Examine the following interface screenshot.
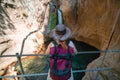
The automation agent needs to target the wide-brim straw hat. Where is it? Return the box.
[50,24,71,41]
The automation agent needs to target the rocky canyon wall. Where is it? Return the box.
[59,0,120,80]
[60,0,120,50]
[0,0,50,70]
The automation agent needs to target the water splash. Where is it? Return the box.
[57,9,63,24]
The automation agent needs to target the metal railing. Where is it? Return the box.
[0,50,120,80]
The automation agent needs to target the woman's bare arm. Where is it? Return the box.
[69,41,77,54]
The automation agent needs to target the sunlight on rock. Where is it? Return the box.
[0,0,50,70]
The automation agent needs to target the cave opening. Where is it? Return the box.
[71,39,100,80]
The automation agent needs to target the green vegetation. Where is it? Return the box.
[50,12,57,31]
[15,56,49,80]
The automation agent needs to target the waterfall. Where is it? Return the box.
[49,2,63,24]
[57,9,63,24]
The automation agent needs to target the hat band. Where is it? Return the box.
[56,29,66,35]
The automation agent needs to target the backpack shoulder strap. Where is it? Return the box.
[51,41,58,70]
[66,40,70,45]
[51,41,58,55]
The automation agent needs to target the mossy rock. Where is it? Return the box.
[50,12,57,31]
[15,56,49,80]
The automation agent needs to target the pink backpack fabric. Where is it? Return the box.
[49,42,74,80]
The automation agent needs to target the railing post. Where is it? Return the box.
[16,53,26,80]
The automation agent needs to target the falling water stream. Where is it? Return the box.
[57,9,63,24]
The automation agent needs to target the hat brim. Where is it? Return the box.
[51,27,71,41]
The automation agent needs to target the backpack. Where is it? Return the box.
[49,41,74,80]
